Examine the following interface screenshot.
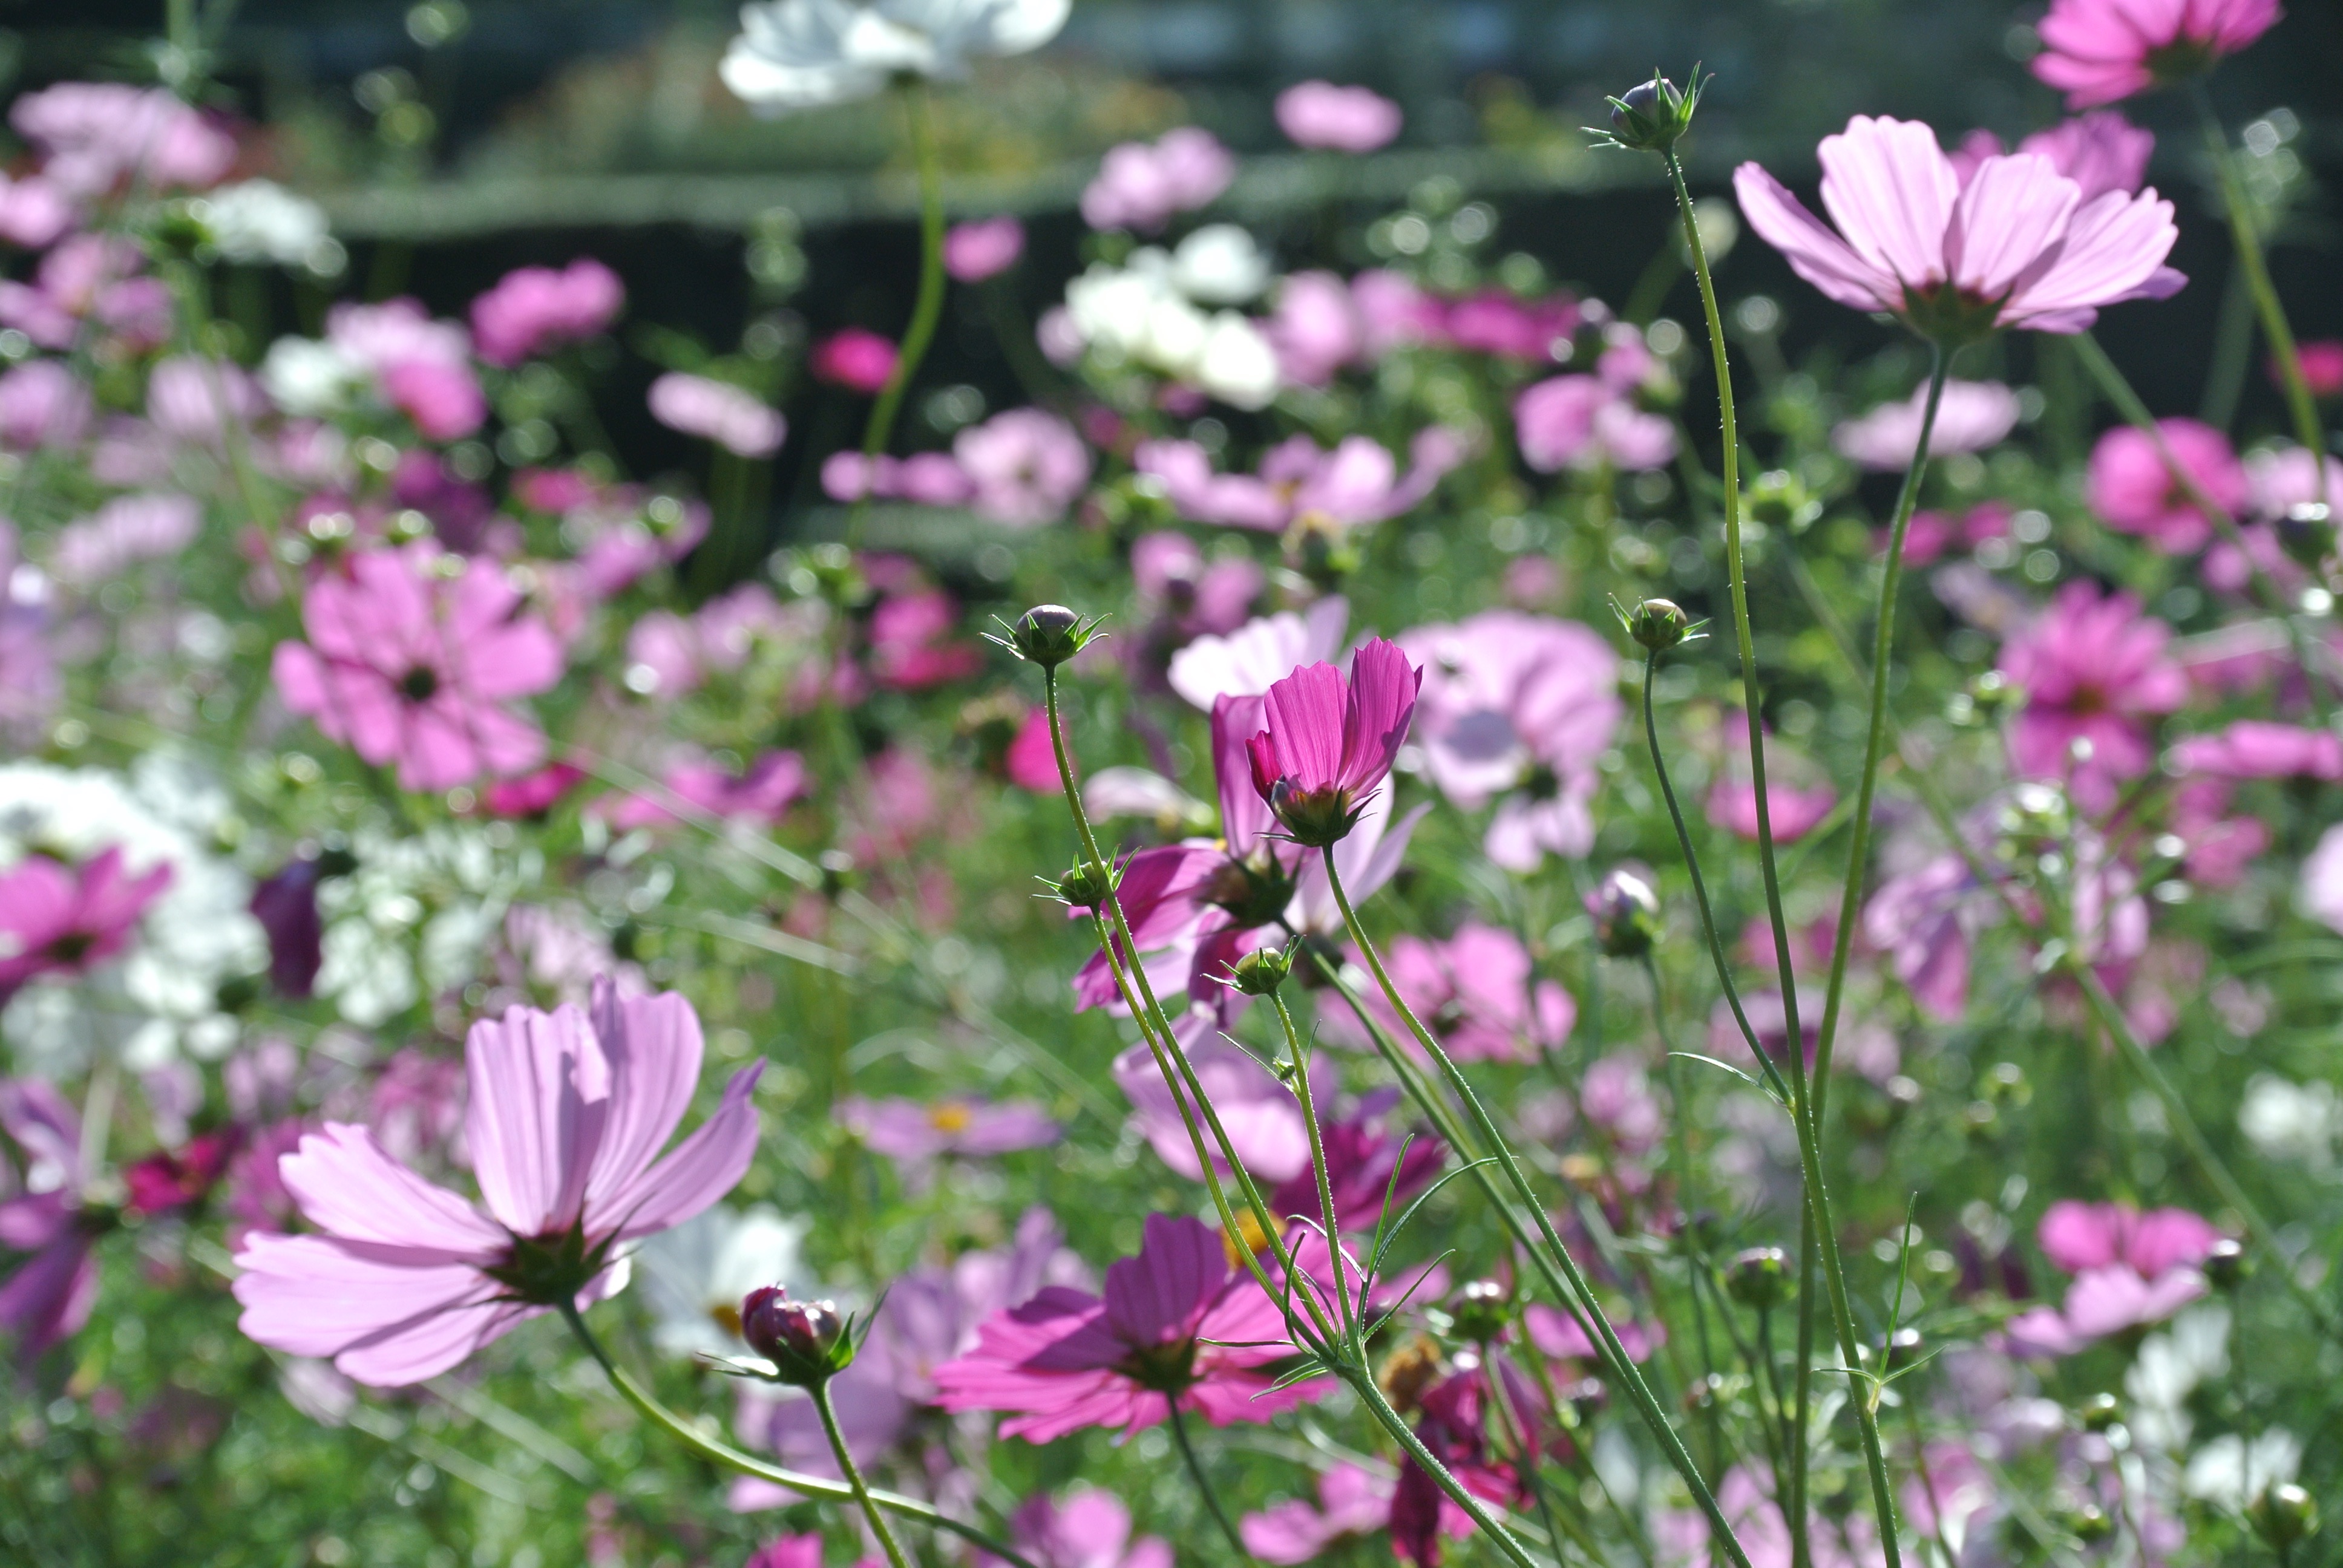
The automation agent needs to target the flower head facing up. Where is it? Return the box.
[1734,114,2183,344]
[0,845,172,1004]
[1245,638,1422,846]
[232,979,762,1386]
[2032,0,2282,109]
[934,1212,1324,1441]
[1998,581,2187,811]
[722,0,1071,114]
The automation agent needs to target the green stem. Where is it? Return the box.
[1646,951,1723,1485]
[813,1377,912,1568]
[554,1304,1040,1568]
[1272,989,1360,1343]
[1168,1401,1254,1564]
[845,81,948,549]
[2198,258,2256,430]
[2192,83,2331,512]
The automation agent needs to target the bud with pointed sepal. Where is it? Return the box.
[986,604,1106,668]
[739,1287,856,1388]
[1587,863,1663,958]
[1595,69,1706,154]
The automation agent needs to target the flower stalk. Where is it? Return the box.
[845,79,949,548]
[813,1374,913,1568]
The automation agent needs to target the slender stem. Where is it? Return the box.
[845,80,949,549]
[2192,82,2330,512]
[1646,951,1723,1485]
[2199,259,2256,430]
[1319,849,1757,1568]
[813,1377,912,1568]
[1168,1401,1253,1564]
[1272,990,1359,1342]
[554,1304,1041,1568]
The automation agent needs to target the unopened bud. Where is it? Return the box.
[2203,1236,2247,1291]
[1054,859,1115,910]
[1627,597,1691,653]
[1587,864,1662,958]
[1228,944,1292,996]
[997,604,1097,668]
[2066,1504,2114,1544]
[2250,1483,2318,1552]
[740,1287,853,1388]
[2075,1391,2120,1432]
[1725,1246,1789,1310]
[1603,72,1703,153]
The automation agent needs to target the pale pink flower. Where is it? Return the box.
[1705,780,1838,843]
[326,297,470,373]
[1948,111,2154,200]
[271,543,565,791]
[822,449,974,508]
[0,361,92,449]
[1265,271,1366,386]
[1325,922,1573,1064]
[2032,0,2282,108]
[1113,1030,1313,1183]
[1832,379,2022,470]
[234,981,762,1386]
[2301,823,2343,933]
[988,1488,1171,1568]
[1135,429,1466,532]
[146,354,264,443]
[943,217,1025,282]
[601,751,809,831]
[10,82,236,195]
[648,373,787,457]
[2086,417,2249,552]
[1998,581,2186,810]
[382,360,488,442]
[0,846,171,1004]
[953,408,1090,526]
[810,328,899,393]
[1274,82,1402,153]
[1080,128,1234,232]
[2244,443,2343,520]
[1515,374,1675,472]
[1242,1466,1395,1564]
[1167,597,1349,709]
[469,259,624,367]
[2037,1198,2223,1276]
[1734,114,2183,340]
[49,492,200,587]
[0,174,73,249]
[843,1096,1058,1165]
[2169,720,2343,779]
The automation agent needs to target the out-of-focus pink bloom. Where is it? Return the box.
[2033,0,2281,108]
[1115,1031,1312,1183]
[868,587,982,690]
[602,750,809,831]
[2004,1264,2210,1356]
[1398,611,1622,871]
[1129,531,1260,642]
[0,1078,98,1359]
[1351,270,1447,355]
[1515,374,1676,472]
[2170,720,2343,779]
[481,763,586,818]
[1897,500,2013,566]
[1274,82,1402,152]
[745,1536,823,1568]
[326,297,470,373]
[250,855,327,998]
[1266,271,1368,386]
[987,1487,1172,1568]
[0,361,93,449]
[1833,379,2022,470]
[844,1097,1060,1165]
[1246,638,1421,843]
[148,354,264,443]
[0,846,171,1004]
[10,82,237,195]
[1580,1054,1665,1155]
[50,492,201,587]
[1735,114,2183,339]
[2301,823,2343,932]
[1865,854,1982,1022]
[1443,289,1578,362]
[2295,340,2343,399]
[234,981,762,1386]
[1080,128,1234,232]
[470,259,624,367]
[2037,1199,2223,1276]
[1242,1466,1395,1564]
[1999,582,2186,811]
[0,235,171,350]
[271,543,565,791]
[1524,1302,1666,1364]
[1949,111,2155,201]
[1004,707,1064,792]
[1167,598,1348,709]
[1136,428,1466,532]
[382,359,488,442]
[1265,1094,1441,1234]
[1705,779,1838,843]
[1327,923,1572,1063]
[821,449,972,507]
[936,1212,1324,1440]
[123,1133,237,1217]
[943,217,1025,282]
[2086,417,2249,552]
[811,328,899,393]
[0,174,73,249]
[954,408,1090,526]
[223,1119,305,1252]
[2244,443,2343,521]
[1660,1466,1884,1568]
[646,372,787,459]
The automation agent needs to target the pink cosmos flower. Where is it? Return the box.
[1659,1466,1884,1568]
[234,981,762,1386]
[0,174,71,249]
[1247,638,1421,845]
[481,763,586,818]
[469,258,624,367]
[1167,598,1349,709]
[0,361,93,450]
[1130,531,1261,642]
[934,1212,1323,1441]
[1949,111,2155,201]
[1004,707,1064,792]
[2245,444,2343,521]
[1705,779,1838,844]
[1514,373,1676,472]
[1896,500,2013,566]
[2302,824,2343,933]
[1113,1030,1314,1184]
[382,359,489,442]
[821,449,973,508]
[1274,82,1403,153]
[954,408,1090,526]
[0,846,172,1004]
[1136,430,1467,533]
[2032,0,2282,109]
[2001,1202,2222,1357]
[811,328,899,393]
[148,354,264,445]
[842,1096,1060,1164]
[2296,340,2343,399]
[2085,417,2248,552]
[1832,379,2022,470]
[601,750,809,831]
[271,543,566,792]
[1998,581,2187,810]
[648,372,787,458]
[1863,855,1982,1022]
[1325,923,1573,1064]
[1242,1465,1395,1564]
[1734,114,2182,341]
[1441,289,1579,361]
[745,1536,823,1568]
[10,82,237,195]
[988,1487,1172,1568]
[2169,720,2343,779]
[50,492,202,587]
[1080,128,1235,232]
[867,586,981,690]
[1265,272,1368,386]
[943,217,1026,283]
[0,1077,99,1359]
[0,234,171,351]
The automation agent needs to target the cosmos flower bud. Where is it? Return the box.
[2250,1484,2318,1554]
[2075,1391,2120,1432]
[740,1287,853,1388]
[1603,73,1702,154]
[992,603,1102,668]
[1228,944,1292,996]
[1626,597,1691,653]
[1053,858,1115,911]
[2203,1236,2247,1291]
[1587,864,1663,958]
[1725,1245,1789,1309]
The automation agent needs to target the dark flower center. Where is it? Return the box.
[1115,1336,1201,1394]
[1519,761,1561,802]
[1899,281,2011,351]
[44,930,97,965]
[1203,850,1297,927]
[399,665,442,702]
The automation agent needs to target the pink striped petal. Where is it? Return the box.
[1732,164,1897,313]
[464,1003,611,1236]
[1817,116,1958,290]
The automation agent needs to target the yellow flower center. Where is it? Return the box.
[929,1102,975,1133]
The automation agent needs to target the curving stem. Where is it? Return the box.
[845,79,949,548]
[813,1373,913,1568]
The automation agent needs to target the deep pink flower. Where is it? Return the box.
[1242,1465,1395,1564]
[234,981,762,1386]
[1514,374,1676,472]
[123,1132,237,1217]
[0,1077,97,1359]
[1274,82,1403,153]
[1113,1031,1314,1183]
[470,258,624,367]
[2086,417,2248,552]
[2038,1199,2223,1276]
[481,763,586,818]
[382,359,488,442]
[811,328,899,393]
[2296,340,2343,399]
[1998,581,2186,810]
[1949,111,2155,200]
[1247,638,1421,844]
[745,1536,824,1568]
[1136,430,1466,533]
[1441,290,1578,361]
[867,587,982,690]
[1705,779,1838,844]
[1734,114,2182,341]
[2170,720,2343,779]
[10,82,236,195]
[943,217,1026,283]
[1895,500,2013,566]
[648,372,786,458]
[1080,128,1234,232]
[0,360,93,449]
[1005,707,1064,792]
[1832,379,2022,470]
[1326,923,1573,1065]
[0,846,171,1004]
[843,1096,1060,1163]
[954,408,1090,526]
[934,1212,1325,1442]
[1266,272,1366,385]
[989,1487,1172,1568]
[271,544,565,791]
[2033,0,2282,108]
[1265,1094,1441,1235]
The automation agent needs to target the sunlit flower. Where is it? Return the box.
[1949,111,2154,200]
[1832,379,2022,470]
[10,82,235,195]
[1113,1028,1314,1183]
[648,373,787,458]
[1167,598,1350,710]
[2031,0,2281,108]
[0,847,172,1005]
[722,0,1070,113]
[991,1487,1173,1568]
[1246,638,1421,846]
[844,1095,1059,1165]
[1275,82,1402,153]
[1515,373,1675,472]
[2086,417,2248,552]
[1997,581,2186,810]
[1136,430,1466,531]
[1080,128,1235,232]
[470,259,624,367]
[1325,923,1573,1064]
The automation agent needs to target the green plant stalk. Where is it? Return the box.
[845,80,949,548]
[1168,1402,1254,1563]
[555,1304,1041,1568]
[813,1376,913,1568]
[2192,83,2330,512]
[1645,950,1725,1484]
[1271,990,1360,1344]
[1319,849,1757,1568]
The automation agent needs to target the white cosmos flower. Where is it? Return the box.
[2184,1429,2301,1511]
[635,1203,813,1357]
[260,337,367,417]
[196,180,334,270]
[722,0,1070,114]
[1193,310,1279,409]
[1059,253,1279,410]
[1170,224,1270,305]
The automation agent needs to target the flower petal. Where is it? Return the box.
[1816,116,1958,291]
[1732,163,1898,313]
[464,1003,611,1236]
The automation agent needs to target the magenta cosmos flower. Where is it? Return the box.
[233,980,762,1385]
[470,259,624,368]
[1246,638,1421,846]
[272,544,565,792]
[0,846,171,1004]
[2170,720,2343,780]
[2085,417,2249,552]
[2032,0,2282,109]
[1734,114,2181,343]
[1998,581,2186,810]
[944,217,1025,283]
[934,1212,1323,1441]
[1274,82,1402,153]
[2001,1200,2223,1357]
[811,328,900,394]
[992,1486,1173,1568]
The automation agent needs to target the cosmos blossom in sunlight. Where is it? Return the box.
[2030,0,2282,108]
